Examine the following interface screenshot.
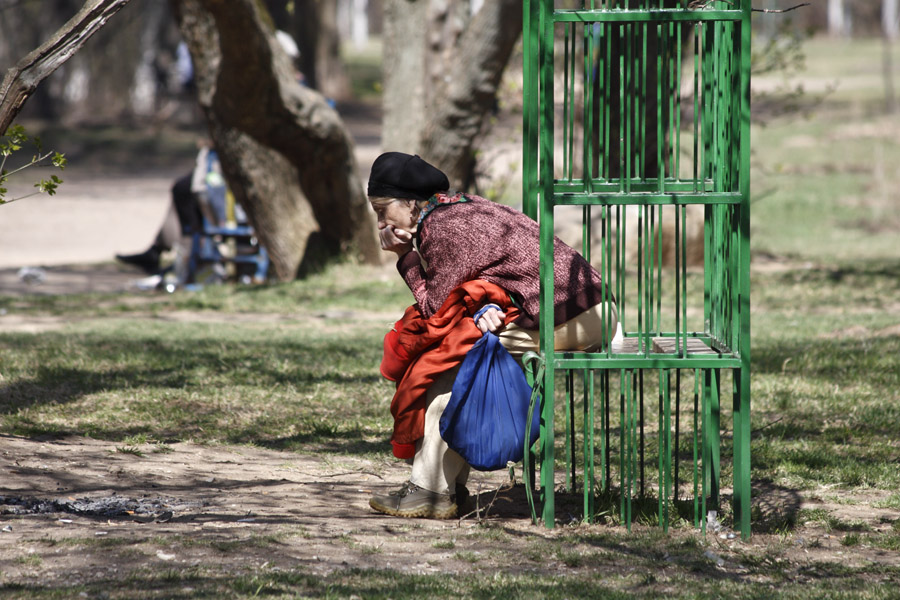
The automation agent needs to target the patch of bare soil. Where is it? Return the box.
[2,433,899,594]
[0,435,523,583]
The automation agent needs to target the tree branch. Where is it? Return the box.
[689,0,810,12]
[752,3,809,13]
[0,0,133,135]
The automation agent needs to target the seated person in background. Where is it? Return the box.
[116,143,224,275]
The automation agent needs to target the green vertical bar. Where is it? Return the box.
[604,24,612,181]
[657,370,665,526]
[523,356,542,524]
[601,206,610,358]
[584,21,594,193]
[604,370,611,491]
[704,23,715,193]
[523,0,539,219]
[637,205,644,353]
[619,369,627,524]
[674,24,682,182]
[644,203,651,353]
[565,371,575,493]
[705,368,721,510]
[623,24,631,192]
[697,368,704,530]
[704,202,712,341]
[692,23,700,193]
[584,370,595,521]
[658,23,665,194]
[656,206,663,334]
[639,370,645,497]
[711,22,722,193]
[650,206,656,340]
[690,370,699,526]
[583,21,594,260]
[599,370,607,493]
[618,205,626,335]
[538,0,556,529]
[563,24,571,182]
[736,0,753,539]
[675,369,681,501]
[734,368,750,537]
[639,23,647,182]
[522,0,539,524]
[628,370,636,531]
[568,24,577,181]
[675,203,682,354]
[662,369,671,531]
[682,204,687,353]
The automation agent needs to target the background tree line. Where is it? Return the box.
[2,1,895,128]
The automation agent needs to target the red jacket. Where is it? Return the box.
[381,280,519,459]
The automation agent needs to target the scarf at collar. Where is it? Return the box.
[416,192,471,228]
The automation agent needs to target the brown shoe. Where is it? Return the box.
[369,481,457,519]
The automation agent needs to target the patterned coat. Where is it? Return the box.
[396,193,608,330]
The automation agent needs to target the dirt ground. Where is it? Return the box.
[0,434,530,581]
[2,432,899,593]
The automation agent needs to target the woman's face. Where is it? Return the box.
[371,198,417,233]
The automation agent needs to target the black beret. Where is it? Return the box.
[367,152,449,201]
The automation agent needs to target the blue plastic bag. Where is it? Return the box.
[439,332,540,471]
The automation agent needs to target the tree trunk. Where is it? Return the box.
[130,0,169,117]
[886,0,900,39]
[316,1,353,100]
[828,0,848,37]
[382,0,522,190]
[381,0,429,153]
[885,0,899,113]
[170,0,380,280]
[293,0,321,92]
[418,0,522,189]
[0,0,133,135]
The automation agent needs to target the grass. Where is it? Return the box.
[2,35,900,599]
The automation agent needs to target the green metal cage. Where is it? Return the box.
[521,0,752,538]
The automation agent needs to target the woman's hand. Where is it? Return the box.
[379,225,413,256]
[476,306,506,334]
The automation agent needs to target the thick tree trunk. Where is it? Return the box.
[0,0,133,135]
[170,0,380,280]
[418,0,522,189]
[382,0,522,190]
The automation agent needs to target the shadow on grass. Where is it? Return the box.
[0,331,389,455]
[246,431,389,456]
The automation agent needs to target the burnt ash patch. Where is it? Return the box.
[0,494,207,521]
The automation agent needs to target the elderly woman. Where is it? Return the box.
[368,152,617,519]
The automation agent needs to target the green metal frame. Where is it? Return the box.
[522,0,751,539]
